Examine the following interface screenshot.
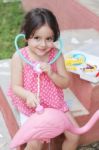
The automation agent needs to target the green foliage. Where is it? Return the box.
[0,1,24,59]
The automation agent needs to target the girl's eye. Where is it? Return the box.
[33,36,40,40]
[46,37,53,42]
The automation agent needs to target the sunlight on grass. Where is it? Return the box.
[0,1,24,59]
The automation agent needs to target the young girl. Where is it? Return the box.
[9,8,80,150]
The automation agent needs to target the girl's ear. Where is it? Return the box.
[23,38,28,42]
[24,39,28,46]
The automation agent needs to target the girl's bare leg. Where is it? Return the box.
[62,111,80,150]
[24,140,43,150]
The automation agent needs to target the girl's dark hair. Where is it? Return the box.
[21,8,60,42]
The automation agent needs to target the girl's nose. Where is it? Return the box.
[40,40,47,47]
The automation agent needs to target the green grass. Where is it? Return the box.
[0,1,24,59]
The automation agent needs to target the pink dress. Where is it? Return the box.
[8,47,69,116]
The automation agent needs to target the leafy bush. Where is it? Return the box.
[0,1,24,59]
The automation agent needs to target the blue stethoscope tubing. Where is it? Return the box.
[15,33,63,66]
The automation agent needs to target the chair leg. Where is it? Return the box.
[0,87,24,150]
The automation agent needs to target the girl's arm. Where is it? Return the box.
[40,54,70,89]
[11,53,26,99]
[11,53,38,107]
[50,54,70,88]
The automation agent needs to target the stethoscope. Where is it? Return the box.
[15,33,63,67]
[14,33,63,113]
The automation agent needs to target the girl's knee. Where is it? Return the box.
[25,140,43,150]
[64,131,80,144]
[73,134,80,144]
[67,134,80,144]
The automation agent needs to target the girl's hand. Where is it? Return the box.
[25,91,38,108]
[40,63,53,76]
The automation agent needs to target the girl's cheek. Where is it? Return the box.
[49,42,54,48]
[28,39,37,45]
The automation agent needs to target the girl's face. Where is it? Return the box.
[28,24,54,57]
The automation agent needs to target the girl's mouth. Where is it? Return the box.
[36,48,47,55]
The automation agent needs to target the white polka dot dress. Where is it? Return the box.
[8,47,69,116]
